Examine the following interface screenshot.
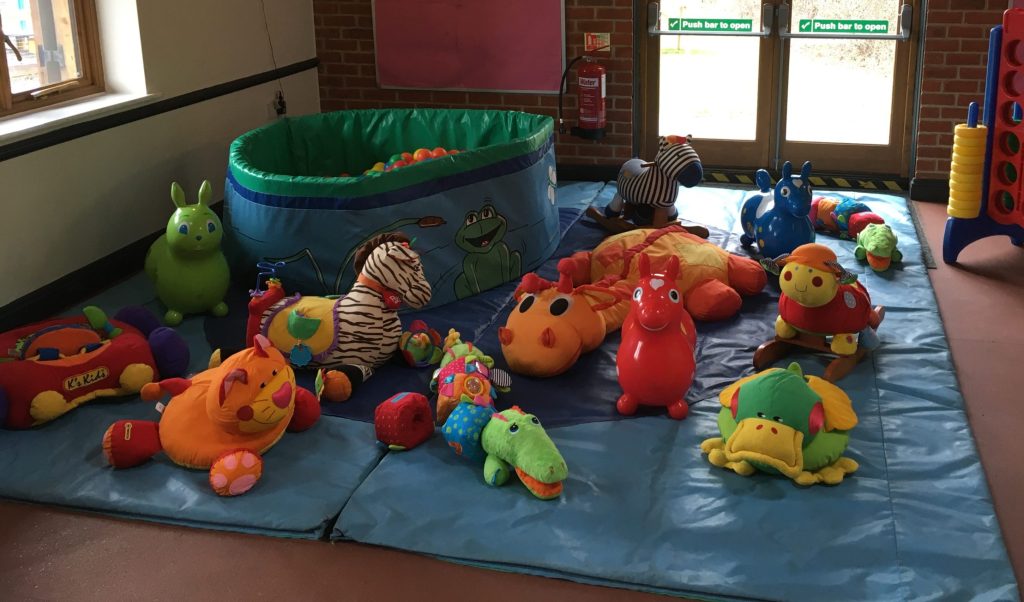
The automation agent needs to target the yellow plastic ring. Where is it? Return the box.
[948,188,982,201]
[954,124,987,137]
[947,207,980,218]
[949,171,983,184]
[948,182,982,196]
[951,152,985,166]
[952,133,987,148]
[950,143,983,157]
[947,199,981,212]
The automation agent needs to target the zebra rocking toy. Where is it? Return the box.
[588,135,705,235]
[245,232,432,402]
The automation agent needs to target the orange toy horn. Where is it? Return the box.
[557,271,573,294]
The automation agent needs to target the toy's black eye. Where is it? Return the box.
[531,416,540,425]
[780,186,791,197]
[207,220,217,233]
[465,212,478,225]
[549,296,570,316]
[509,424,519,433]
[756,412,765,418]
[519,294,535,313]
[259,383,266,389]
[272,370,278,376]
[668,290,680,303]
[773,416,784,423]
[633,287,642,301]
[481,206,495,219]
[178,224,189,235]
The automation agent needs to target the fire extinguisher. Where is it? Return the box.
[558,53,607,140]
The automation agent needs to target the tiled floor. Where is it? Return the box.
[0,200,1021,601]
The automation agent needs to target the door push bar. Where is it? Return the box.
[778,3,913,42]
[647,3,774,38]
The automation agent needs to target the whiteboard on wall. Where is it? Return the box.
[372,0,565,94]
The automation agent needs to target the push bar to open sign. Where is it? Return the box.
[798,19,889,35]
[668,18,754,33]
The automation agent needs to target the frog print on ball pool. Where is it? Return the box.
[454,203,522,299]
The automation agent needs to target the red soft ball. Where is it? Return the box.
[401,152,414,163]
[431,147,447,158]
[413,148,432,161]
[391,160,408,169]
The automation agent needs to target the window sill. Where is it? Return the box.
[0,92,161,146]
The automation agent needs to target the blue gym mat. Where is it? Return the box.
[331,185,1019,601]
[0,181,1017,600]
[0,274,387,539]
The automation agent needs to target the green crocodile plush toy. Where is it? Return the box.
[442,396,567,500]
[854,223,902,272]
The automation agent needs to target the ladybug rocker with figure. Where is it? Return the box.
[754,243,885,382]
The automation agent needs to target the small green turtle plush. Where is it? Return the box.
[700,363,859,486]
[855,223,902,272]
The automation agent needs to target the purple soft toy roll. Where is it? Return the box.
[148,327,191,377]
[113,305,163,337]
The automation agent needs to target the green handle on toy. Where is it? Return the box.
[83,306,122,338]
[287,309,321,341]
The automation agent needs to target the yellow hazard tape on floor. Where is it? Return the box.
[702,172,907,192]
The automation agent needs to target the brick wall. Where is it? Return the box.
[314,1,1012,183]
[915,0,1007,180]
[314,0,635,168]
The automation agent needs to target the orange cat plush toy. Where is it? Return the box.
[102,335,320,496]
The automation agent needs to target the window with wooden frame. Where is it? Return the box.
[0,0,103,118]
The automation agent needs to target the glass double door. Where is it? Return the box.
[640,0,920,176]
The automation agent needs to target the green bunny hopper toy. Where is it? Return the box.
[145,180,230,325]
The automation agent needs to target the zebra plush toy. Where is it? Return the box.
[603,135,703,227]
[245,232,432,401]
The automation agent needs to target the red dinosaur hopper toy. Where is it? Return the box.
[615,254,697,420]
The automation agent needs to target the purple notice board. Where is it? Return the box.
[372,0,565,93]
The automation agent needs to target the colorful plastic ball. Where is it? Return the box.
[340,172,351,177]
[413,148,432,161]
[401,152,414,163]
[372,162,387,172]
[448,149,460,155]
[431,147,447,158]
[391,160,408,169]
[389,153,404,164]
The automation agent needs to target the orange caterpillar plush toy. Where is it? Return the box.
[101,335,320,496]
